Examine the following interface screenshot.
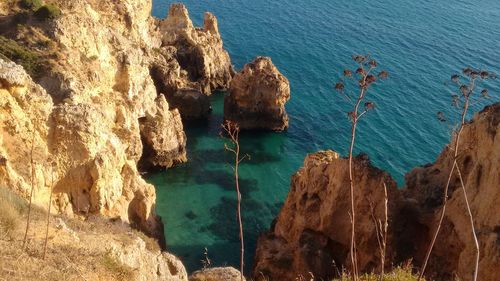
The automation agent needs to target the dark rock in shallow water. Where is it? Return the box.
[185,210,198,220]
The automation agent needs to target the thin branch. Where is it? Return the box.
[222,121,247,281]
[454,162,480,281]
[23,129,36,249]
[43,166,55,259]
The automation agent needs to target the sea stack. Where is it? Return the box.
[160,4,234,95]
[224,57,290,131]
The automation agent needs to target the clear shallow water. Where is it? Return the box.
[148,0,500,273]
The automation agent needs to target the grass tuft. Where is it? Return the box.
[333,265,422,281]
[0,35,41,77]
[102,250,136,280]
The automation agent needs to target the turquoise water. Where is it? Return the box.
[148,0,500,273]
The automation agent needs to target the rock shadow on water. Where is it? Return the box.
[203,196,280,242]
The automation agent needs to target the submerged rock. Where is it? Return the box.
[224,57,290,131]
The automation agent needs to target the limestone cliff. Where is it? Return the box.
[0,0,231,239]
[253,151,400,280]
[254,103,500,280]
[398,103,500,281]
[224,57,290,131]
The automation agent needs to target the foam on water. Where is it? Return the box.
[148,0,500,273]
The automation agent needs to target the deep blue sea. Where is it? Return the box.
[148,0,500,273]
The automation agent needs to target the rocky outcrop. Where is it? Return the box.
[189,267,246,281]
[0,0,192,238]
[0,58,164,237]
[253,151,399,280]
[149,47,211,120]
[398,103,500,281]
[0,186,188,280]
[254,103,500,281]
[224,57,290,131]
[160,4,234,95]
[139,95,187,169]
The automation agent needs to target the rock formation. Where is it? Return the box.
[398,103,500,281]
[253,151,399,280]
[0,0,225,238]
[159,4,234,96]
[139,95,187,169]
[189,267,246,281]
[224,57,290,131]
[253,103,500,280]
[149,47,211,120]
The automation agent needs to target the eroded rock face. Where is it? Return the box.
[0,0,191,238]
[139,95,187,169]
[253,151,399,280]
[224,57,290,131]
[149,48,211,121]
[254,103,500,281]
[399,103,500,281]
[190,267,246,281]
[160,4,234,95]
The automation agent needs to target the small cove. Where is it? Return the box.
[148,0,500,273]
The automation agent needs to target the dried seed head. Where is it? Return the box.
[369,60,377,67]
[335,82,345,91]
[364,101,375,111]
[366,75,377,84]
[460,85,468,95]
[437,111,446,122]
[480,71,489,79]
[343,69,353,77]
[378,71,389,79]
[481,89,489,98]
[451,74,460,82]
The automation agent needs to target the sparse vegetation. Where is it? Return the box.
[34,4,62,20]
[20,0,43,11]
[102,250,136,280]
[419,68,496,281]
[0,35,40,77]
[334,265,422,281]
[0,188,24,239]
[0,186,160,280]
[222,120,250,281]
[335,55,389,281]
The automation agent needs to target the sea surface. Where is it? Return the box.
[148,0,500,273]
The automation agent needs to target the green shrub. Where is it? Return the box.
[333,266,422,281]
[20,0,43,11]
[34,4,62,20]
[0,36,40,77]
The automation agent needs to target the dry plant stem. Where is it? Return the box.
[23,130,36,249]
[223,122,245,281]
[43,170,54,259]
[367,182,388,281]
[455,162,480,281]
[419,80,473,280]
[380,182,388,281]
[347,65,371,281]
